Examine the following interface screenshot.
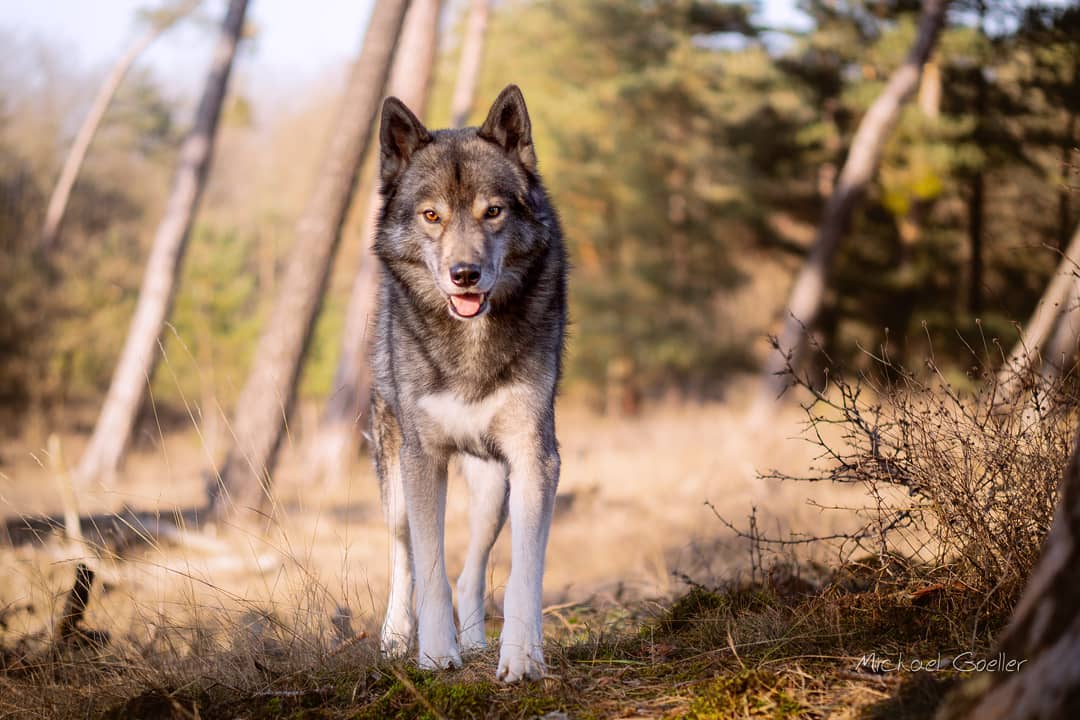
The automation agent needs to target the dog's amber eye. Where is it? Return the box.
[485,206,502,218]
[422,209,440,223]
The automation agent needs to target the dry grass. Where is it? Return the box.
[0,383,1045,718]
[0,393,863,628]
[0,559,992,719]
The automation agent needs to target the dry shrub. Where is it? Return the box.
[765,338,1078,611]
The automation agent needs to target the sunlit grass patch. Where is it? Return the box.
[0,557,1009,719]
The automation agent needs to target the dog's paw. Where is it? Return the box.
[417,643,463,670]
[380,631,410,658]
[496,637,545,682]
[379,618,412,657]
[417,619,463,670]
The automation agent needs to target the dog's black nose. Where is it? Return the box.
[450,263,482,287]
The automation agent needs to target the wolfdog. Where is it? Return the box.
[369,85,567,682]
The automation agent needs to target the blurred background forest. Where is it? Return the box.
[2,2,1080,715]
[0,0,1077,446]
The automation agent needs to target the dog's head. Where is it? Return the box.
[376,85,545,321]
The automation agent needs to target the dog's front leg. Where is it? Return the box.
[498,434,559,682]
[457,455,509,651]
[400,445,462,670]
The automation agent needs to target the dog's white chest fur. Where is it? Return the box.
[417,389,510,443]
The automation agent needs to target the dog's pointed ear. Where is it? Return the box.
[380,96,432,186]
[478,84,537,172]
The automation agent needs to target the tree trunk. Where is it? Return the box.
[73,0,248,487]
[41,31,160,253]
[968,169,985,314]
[449,0,491,129]
[996,223,1080,400]
[1036,275,1080,387]
[309,0,443,486]
[897,62,941,264]
[207,0,411,522]
[968,1,988,316]
[753,0,949,412]
[39,1,196,253]
[935,429,1080,720]
[1060,111,1076,252]
[917,59,941,119]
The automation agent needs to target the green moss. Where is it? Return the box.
[423,678,497,718]
[512,686,562,717]
[351,670,497,720]
[686,670,804,719]
[245,690,337,719]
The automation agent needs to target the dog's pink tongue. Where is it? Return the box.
[450,293,484,317]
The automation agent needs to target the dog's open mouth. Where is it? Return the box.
[448,292,488,319]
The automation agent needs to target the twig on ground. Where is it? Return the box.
[54,562,108,648]
[389,665,447,720]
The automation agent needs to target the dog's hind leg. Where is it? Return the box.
[373,395,414,656]
[456,454,509,651]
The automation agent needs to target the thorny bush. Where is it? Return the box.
[762,335,1078,612]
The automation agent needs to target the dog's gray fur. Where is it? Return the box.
[369,85,567,682]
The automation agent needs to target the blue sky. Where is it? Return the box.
[1,0,812,102]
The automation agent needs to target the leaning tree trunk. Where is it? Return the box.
[936,429,1080,720]
[1016,272,1080,426]
[753,0,949,414]
[1031,275,1080,407]
[207,0,410,522]
[309,0,443,486]
[39,1,196,253]
[73,0,248,487]
[314,0,490,478]
[995,222,1080,401]
[449,0,491,129]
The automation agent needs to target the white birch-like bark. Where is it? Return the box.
[74,0,249,487]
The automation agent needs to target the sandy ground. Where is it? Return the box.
[0,389,864,650]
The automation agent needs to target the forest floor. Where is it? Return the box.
[0,394,1000,718]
